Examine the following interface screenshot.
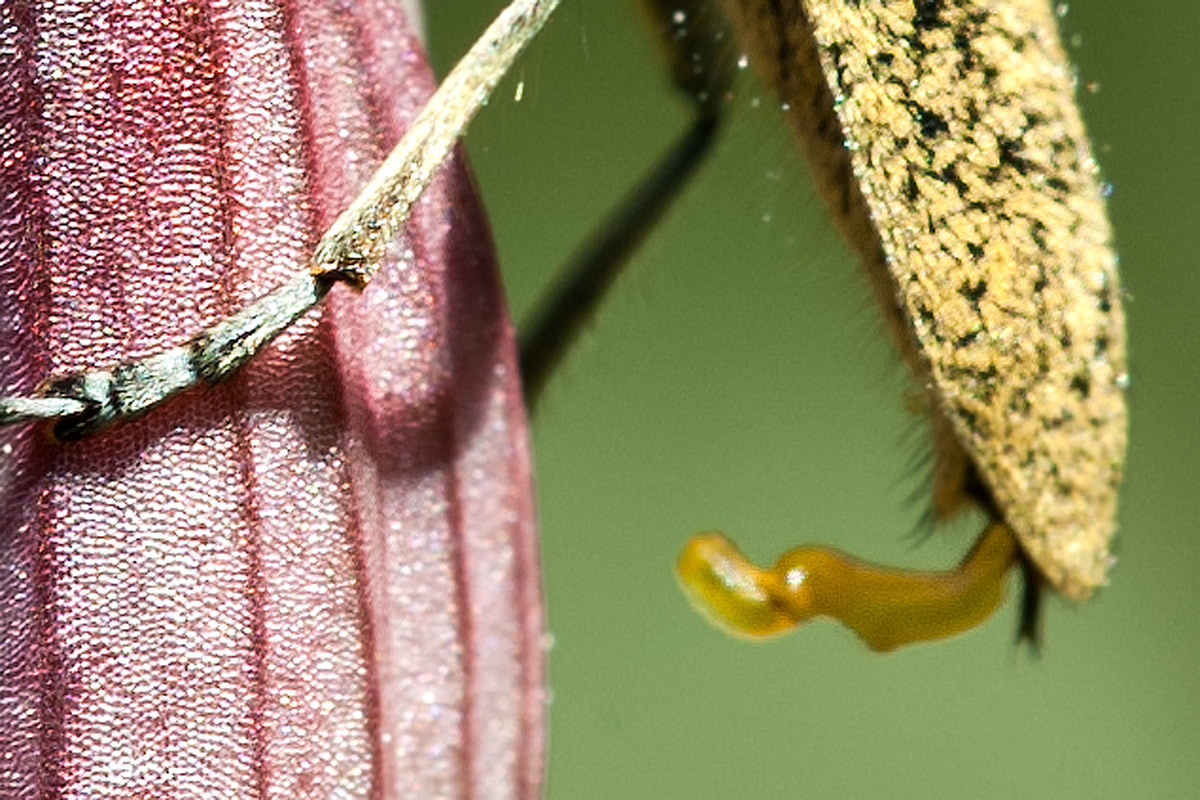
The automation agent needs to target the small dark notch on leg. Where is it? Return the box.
[1016,552,1046,653]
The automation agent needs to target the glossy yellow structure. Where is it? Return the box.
[652,0,1126,650]
[677,523,1018,651]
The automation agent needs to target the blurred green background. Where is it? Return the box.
[425,2,1200,798]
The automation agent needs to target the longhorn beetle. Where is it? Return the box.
[655,0,1127,649]
[0,0,1126,793]
[486,0,1125,651]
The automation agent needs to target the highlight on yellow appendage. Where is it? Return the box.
[676,522,1019,651]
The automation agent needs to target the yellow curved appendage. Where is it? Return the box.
[676,522,1018,651]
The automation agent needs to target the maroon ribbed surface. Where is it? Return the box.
[0,2,545,797]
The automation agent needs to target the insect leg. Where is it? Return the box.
[518,0,733,410]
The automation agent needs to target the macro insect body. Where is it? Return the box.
[0,0,1124,792]
[654,0,1128,650]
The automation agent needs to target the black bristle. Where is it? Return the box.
[1015,553,1045,653]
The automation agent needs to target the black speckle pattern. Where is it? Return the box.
[718,0,1127,599]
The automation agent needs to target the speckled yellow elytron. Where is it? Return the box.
[0,0,1125,651]
[674,0,1127,649]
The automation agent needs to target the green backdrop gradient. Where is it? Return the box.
[427,2,1200,798]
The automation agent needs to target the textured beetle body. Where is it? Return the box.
[720,0,1126,599]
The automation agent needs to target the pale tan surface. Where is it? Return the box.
[721,0,1127,599]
